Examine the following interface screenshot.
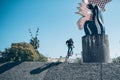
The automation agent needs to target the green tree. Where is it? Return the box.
[29,28,40,49]
[0,42,47,63]
[30,37,39,49]
[112,56,120,63]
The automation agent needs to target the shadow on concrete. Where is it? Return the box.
[30,62,61,74]
[0,62,22,74]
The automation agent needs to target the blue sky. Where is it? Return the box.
[0,0,120,59]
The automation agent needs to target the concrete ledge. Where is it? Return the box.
[0,62,120,80]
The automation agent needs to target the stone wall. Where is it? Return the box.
[0,62,120,80]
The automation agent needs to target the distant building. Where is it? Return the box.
[47,57,81,63]
[47,57,65,62]
[47,57,59,62]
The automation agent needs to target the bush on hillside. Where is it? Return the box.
[0,42,47,63]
